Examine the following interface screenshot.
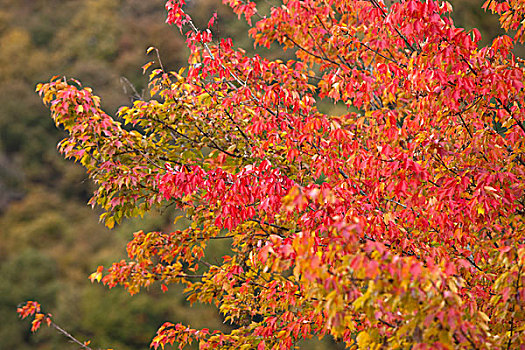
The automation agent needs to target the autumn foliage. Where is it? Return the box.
[19,0,525,348]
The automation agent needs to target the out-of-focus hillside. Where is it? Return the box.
[0,0,511,349]
[0,1,224,349]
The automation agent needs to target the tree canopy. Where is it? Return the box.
[20,0,525,348]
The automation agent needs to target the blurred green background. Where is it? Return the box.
[0,0,510,348]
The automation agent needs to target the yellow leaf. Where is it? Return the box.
[105,216,115,229]
[477,205,485,215]
[277,330,287,338]
[356,331,371,348]
[447,279,458,294]
[478,311,490,323]
[197,92,212,105]
[142,61,154,74]
[173,215,184,226]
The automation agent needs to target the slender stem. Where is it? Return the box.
[47,317,94,350]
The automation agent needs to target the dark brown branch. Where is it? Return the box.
[359,41,406,68]
[498,98,525,135]
[248,219,289,237]
[283,34,339,66]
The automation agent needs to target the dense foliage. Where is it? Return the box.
[17,0,525,349]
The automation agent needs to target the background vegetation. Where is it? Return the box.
[0,0,513,348]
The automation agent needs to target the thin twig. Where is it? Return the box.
[47,317,94,350]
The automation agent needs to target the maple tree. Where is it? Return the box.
[18,0,525,348]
